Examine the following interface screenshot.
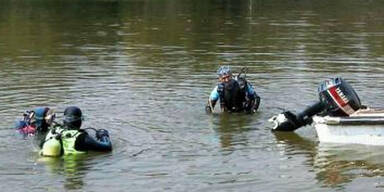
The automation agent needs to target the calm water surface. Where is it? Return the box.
[1,0,384,191]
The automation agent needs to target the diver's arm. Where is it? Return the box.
[246,83,261,112]
[75,131,112,152]
[206,86,219,113]
[206,99,217,113]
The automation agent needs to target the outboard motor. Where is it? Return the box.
[270,77,362,131]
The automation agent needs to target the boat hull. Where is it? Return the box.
[313,115,384,146]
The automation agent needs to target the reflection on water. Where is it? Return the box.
[315,143,384,189]
[1,0,384,191]
[274,132,384,189]
[211,113,255,149]
[38,153,113,191]
[39,156,87,190]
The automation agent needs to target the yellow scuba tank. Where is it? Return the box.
[40,129,62,157]
[41,138,61,157]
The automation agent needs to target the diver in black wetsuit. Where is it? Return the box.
[205,66,260,113]
[41,106,112,156]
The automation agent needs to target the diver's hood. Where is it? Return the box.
[63,106,82,129]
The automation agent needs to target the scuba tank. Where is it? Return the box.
[40,128,62,157]
[270,77,362,131]
[41,138,62,157]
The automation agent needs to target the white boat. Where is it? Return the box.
[270,77,384,146]
[312,108,384,146]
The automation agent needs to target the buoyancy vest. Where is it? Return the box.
[40,127,85,157]
[217,79,246,112]
[61,129,86,155]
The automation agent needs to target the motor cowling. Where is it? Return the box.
[318,77,361,116]
[270,77,362,132]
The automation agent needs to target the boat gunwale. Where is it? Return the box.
[313,115,384,125]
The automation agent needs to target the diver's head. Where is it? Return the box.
[63,106,82,129]
[33,107,55,131]
[217,66,232,83]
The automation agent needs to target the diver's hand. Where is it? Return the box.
[96,129,109,139]
[205,105,212,113]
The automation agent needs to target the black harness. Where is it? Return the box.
[217,79,247,112]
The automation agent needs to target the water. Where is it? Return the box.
[1,0,384,191]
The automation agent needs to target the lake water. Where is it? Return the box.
[1,0,384,191]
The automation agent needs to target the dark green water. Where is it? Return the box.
[2,0,384,191]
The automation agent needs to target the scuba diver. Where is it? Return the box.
[40,106,112,157]
[15,107,56,136]
[205,66,260,113]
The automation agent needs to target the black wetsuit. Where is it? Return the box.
[74,129,112,152]
[211,78,260,113]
